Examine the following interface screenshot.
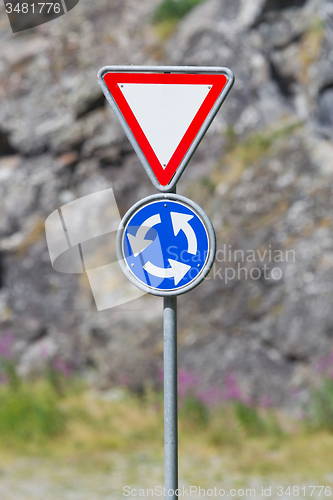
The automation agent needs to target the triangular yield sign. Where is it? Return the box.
[98,67,234,192]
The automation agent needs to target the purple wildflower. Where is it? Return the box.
[0,373,9,385]
[290,387,300,398]
[119,375,130,386]
[197,386,223,406]
[0,333,14,360]
[316,351,333,375]
[223,373,242,401]
[157,369,164,383]
[178,370,199,398]
[40,344,50,360]
[260,395,272,408]
[52,357,72,378]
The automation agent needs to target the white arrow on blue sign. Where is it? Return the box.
[116,194,216,296]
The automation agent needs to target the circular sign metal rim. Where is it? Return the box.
[116,193,216,297]
[123,198,210,292]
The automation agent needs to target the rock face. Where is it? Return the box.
[0,0,333,407]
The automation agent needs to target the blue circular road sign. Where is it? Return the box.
[116,194,216,296]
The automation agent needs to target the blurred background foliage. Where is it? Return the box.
[152,0,207,23]
[1,339,333,473]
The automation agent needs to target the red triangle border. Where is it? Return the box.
[103,72,228,187]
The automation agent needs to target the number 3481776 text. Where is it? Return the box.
[5,3,62,14]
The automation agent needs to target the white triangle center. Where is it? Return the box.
[118,83,211,168]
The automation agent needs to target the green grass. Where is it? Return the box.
[179,393,210,428]
[0,382,66,447]
[152,0,207,24]
[307,378,333,431]
[1,373,333,482]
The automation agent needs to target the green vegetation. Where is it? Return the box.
[0,382,66,446]
[0,356,72,448]
[308,378,333,431]
[234,401,268,436]
[0,338,72,450]
[179,393,210,428]
[152,0,207,24]
[221,121,304,181]
[199,175,216,194]
[186,120,304,202]
[1,340,333,481]
[0,379,333,480]
[151,0,208,39]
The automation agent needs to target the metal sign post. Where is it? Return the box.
[164,184,178,500]
[98,65,234,499]
[164,294,178,499]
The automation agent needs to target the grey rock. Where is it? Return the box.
[0,0,333,407]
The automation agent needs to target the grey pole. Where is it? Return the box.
[164,294,178,499]
[163,183,178,500]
